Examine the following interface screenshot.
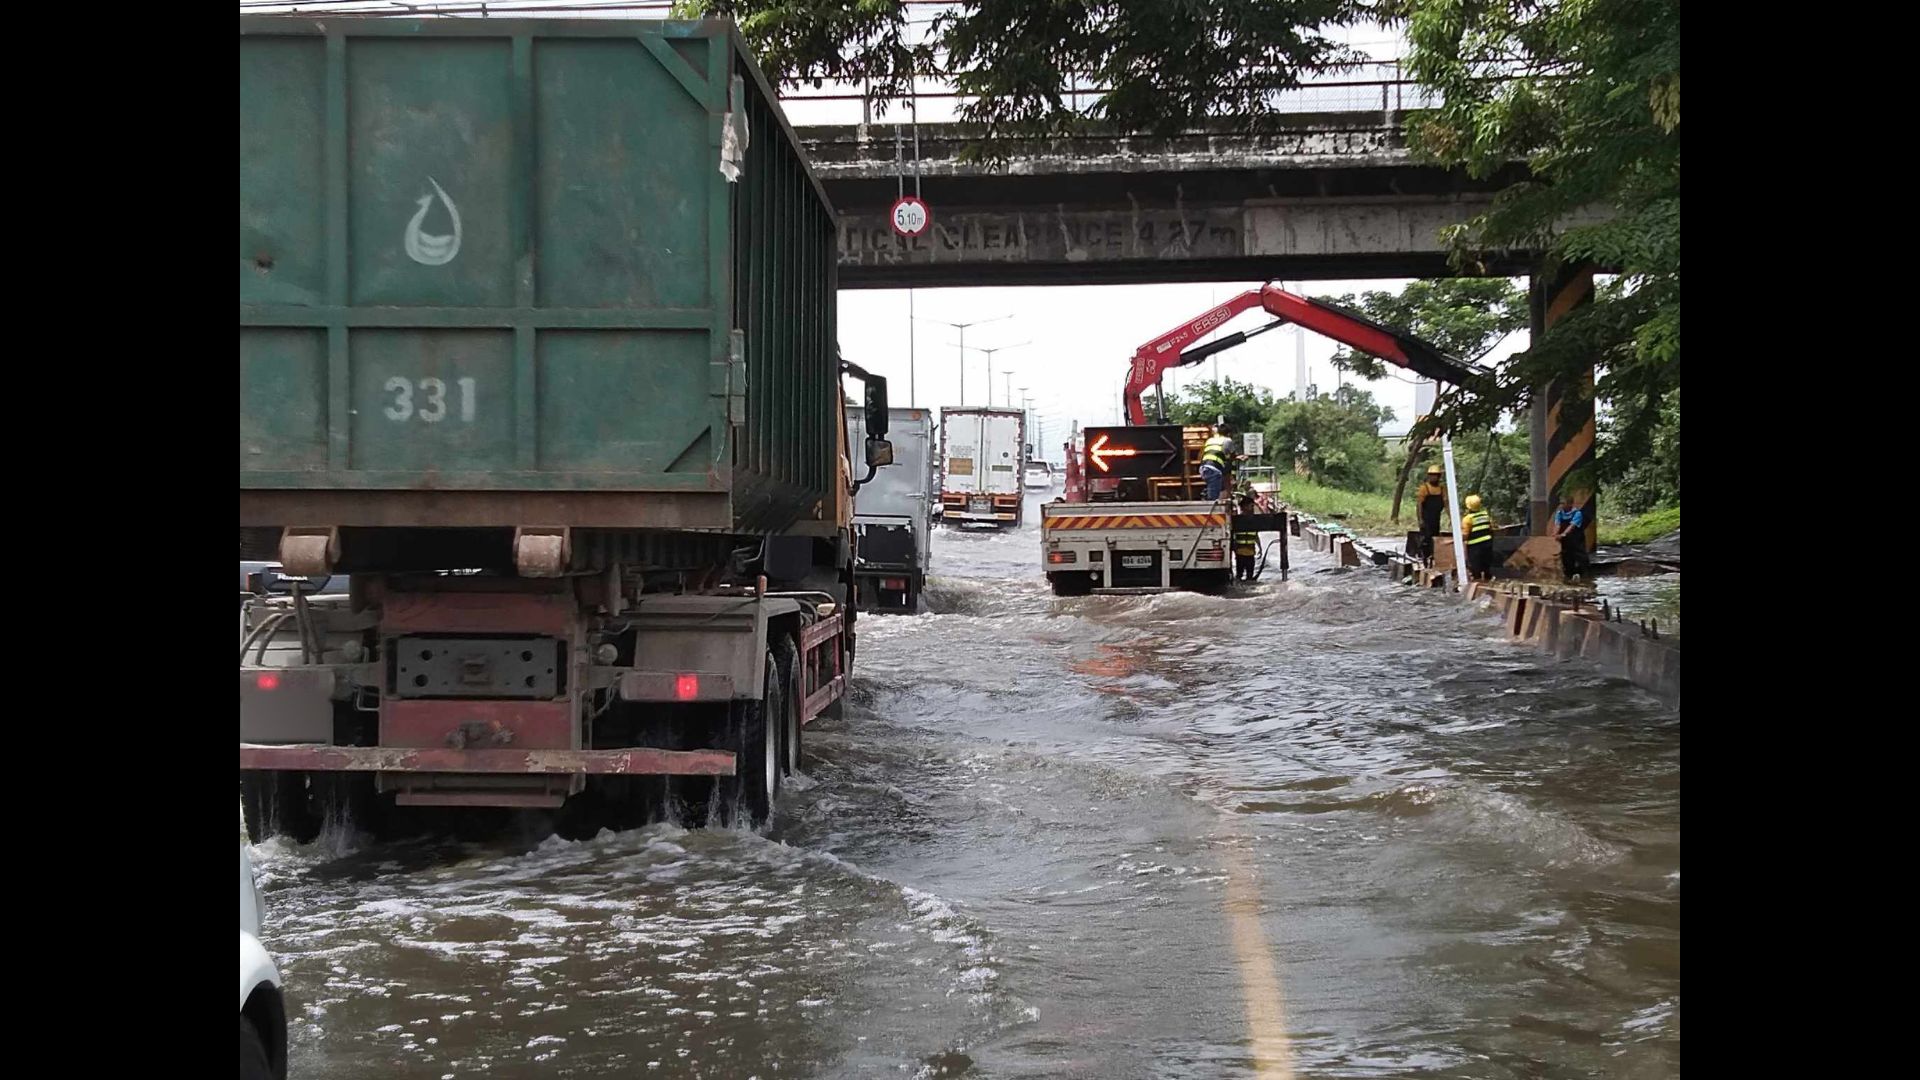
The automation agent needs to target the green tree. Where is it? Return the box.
[1603,387,1679,514]
[1446,426,1531,526]
[1383,0,1681,487]
[1160,377,1278,435]
[685,0,1371,137]
[1319,279,1528,520]
[1265,386,1395,492]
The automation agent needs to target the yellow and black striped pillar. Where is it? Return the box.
[1529,264,1598,551]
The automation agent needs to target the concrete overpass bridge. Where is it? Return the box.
[796,113,1537,289]
[792,102,1602,546]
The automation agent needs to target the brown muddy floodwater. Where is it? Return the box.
[250,492,1678,1079]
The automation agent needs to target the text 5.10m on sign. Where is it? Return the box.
[890,196,931,239]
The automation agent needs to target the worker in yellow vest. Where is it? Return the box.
[1463,494,1496,581]
[1232,494,1260,581]
[1414,464,1447,565]
[1200,424,1236,501]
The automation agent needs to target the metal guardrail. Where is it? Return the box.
[238,5,1510,126]
[783,60,1443,127]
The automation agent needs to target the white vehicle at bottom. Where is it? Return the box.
[1041,499,1234,595]
[241,842,288,1080]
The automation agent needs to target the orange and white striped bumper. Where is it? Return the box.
[1043,512,1228,531]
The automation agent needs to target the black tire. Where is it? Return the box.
[241,772,319,844]
[722,653,781,827]
[771,635,803,776]
[240,1015,279,1080]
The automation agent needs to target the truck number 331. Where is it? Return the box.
[383,376,477,423]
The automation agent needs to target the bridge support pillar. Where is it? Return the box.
[1527,263,1598,550]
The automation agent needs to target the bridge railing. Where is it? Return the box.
[779,60,1447,128]
[236,5,1472,128]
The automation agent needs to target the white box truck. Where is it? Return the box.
[939,407,1027,528]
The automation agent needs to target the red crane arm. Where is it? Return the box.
[1124,290,1269,425]
[1122,282,1478,425]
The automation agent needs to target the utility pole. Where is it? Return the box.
[907,290,916,407]
[917,314,1012,405]
[967,341,1029,405]
[1293,282,1307,401]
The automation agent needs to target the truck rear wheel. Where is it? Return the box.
[772,635,803,776]
[723,652,782,827]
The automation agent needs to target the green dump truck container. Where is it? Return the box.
[239,16,839,539]
[239,17,877,831]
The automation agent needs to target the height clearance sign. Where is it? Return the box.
[1082,426,1184,479]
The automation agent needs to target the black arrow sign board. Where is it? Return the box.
[1083,426,1185,479]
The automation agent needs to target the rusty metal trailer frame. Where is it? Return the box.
[798,612,845,723]
[238,602,847,784]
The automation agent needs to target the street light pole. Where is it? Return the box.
[916,314,1012,405]
[965,341,1030,405]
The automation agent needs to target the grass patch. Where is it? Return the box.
[1274,477,1400,535]
[1597,504,1679,545]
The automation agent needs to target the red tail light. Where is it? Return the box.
[675,673,700,701]
[255,672,280,691]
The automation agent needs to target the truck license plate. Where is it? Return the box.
[1121,554,1153,569]
[969,497,991,513]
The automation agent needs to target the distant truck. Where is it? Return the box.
[849,406,935,613]
[939,406,1026,528]
[239,17,892,835]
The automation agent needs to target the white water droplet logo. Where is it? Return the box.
[404,177,462,266]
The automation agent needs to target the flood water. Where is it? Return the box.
[249,490,1680,1079]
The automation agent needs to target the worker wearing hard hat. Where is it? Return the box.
[1463,494,1496,581]
[1414,464,1447,565]
[1232,494,1260,581]
[1200,424,1236,501]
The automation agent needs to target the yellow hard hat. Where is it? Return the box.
[1464,494,1483,511]
[1425,464,1442,474]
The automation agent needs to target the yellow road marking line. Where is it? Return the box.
[1222,839,1296,1079]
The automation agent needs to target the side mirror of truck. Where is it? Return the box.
[865,438,895,468]
[864,378,889,438]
